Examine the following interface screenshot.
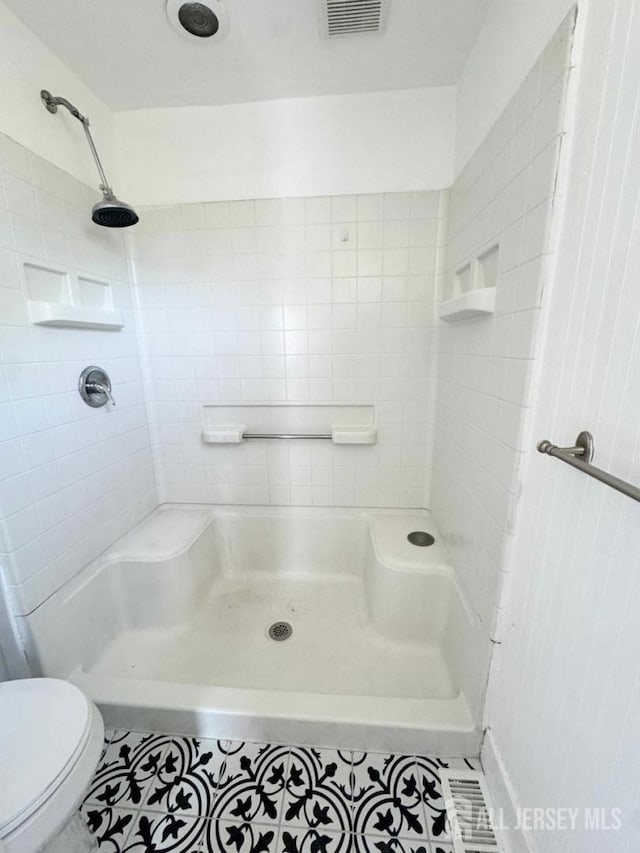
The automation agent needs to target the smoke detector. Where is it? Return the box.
[321,0,389,37]
[166,0,230,42]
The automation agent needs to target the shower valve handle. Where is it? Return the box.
[87,382,116,407]
[79,366,116,408]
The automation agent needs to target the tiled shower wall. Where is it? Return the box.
[0,133,157,619]
[130,192,444,507]
[486,3,640,849]
[431,17,574,637]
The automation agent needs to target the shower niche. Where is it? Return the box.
[439,243,499,323]
[24,261,124,330]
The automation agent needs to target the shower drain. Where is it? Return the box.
[268,621,293,641]
[407,530,435,547]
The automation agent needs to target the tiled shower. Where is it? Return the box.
[1,2,640,852]
[0,0,570,796]
[133,191,443,508]
[0,137,157,616]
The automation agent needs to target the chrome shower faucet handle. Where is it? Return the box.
[79,366,116,408]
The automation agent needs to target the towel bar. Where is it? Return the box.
[537,431,640,503]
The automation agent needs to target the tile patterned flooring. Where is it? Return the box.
[81,730,479,853]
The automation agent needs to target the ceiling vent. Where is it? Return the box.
[440,769,501,853]
[322,0,389,37]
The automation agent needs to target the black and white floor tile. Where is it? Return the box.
[202,819,278,853]
[283,748,354,832]
[144,737,228,817]
[280,826,351,853]
[417,757,479,843]
[211,741,290,824]
[85,731,175,810]
[80,730,478,853]
[122,811,206,853]
[81,805,137,853]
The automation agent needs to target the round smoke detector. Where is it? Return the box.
[166,0,230,42]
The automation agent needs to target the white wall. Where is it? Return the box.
[432,17,574,639]
[0,0,455,210]
[116,88,455,206]
[455,0,576,174]
[0,1,116,190]
[0,133,157,618]
[130,190,443,507]
[483,1,640,851]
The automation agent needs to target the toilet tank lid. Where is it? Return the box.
[0,678,93,836]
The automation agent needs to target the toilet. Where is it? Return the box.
[0,678,104,853]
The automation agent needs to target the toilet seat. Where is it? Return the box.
[0,678,104,853]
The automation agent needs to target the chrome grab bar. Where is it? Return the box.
[537,431,640,503]
[242,433,332,440]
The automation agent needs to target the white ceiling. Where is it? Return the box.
[4,0,490,111]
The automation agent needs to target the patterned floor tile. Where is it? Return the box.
[143,736,228,816]
[122,810,206,853]
[200,819,278,853]
[351,753,427,842]
[81,805,137,853]
[80,732,479,853]
[412,757,447,841]
[353,838,429,853]
[211,742,290,824]
[282,748,354,832]
[279,825,352,853]
[413,757,478,842]
[84,731,174,809]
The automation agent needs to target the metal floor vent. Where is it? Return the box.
[440,769,501,853]
[268,621,293,641]
[322,0,388,37]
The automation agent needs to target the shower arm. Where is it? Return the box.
[40,90,114,196]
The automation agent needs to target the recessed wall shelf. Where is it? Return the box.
[440,243,499,323]
[439,286,496,323]
[454,262,472,296]
[28,302,124,330]
[23,262,123,331]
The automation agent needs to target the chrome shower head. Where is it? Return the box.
[41,89,139,229]
[92,191,139,229]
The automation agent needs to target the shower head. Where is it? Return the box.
[40,89,139,229]
[92,191,139,228]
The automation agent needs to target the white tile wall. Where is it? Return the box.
[0,133,157,616]
[431,19,574,638]
[129,191,444,507]
[486,3,640,851]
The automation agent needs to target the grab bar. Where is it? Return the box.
[201,426,376,444]
[537,431,640,503]
[242,433,332,440]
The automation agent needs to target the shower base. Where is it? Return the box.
[88,574,454,697]
[20,505,488,755]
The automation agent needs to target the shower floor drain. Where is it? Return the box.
[268,621,293,641]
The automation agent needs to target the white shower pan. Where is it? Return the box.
[19,505,487,755]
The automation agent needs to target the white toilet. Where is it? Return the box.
[0,678,104,853]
